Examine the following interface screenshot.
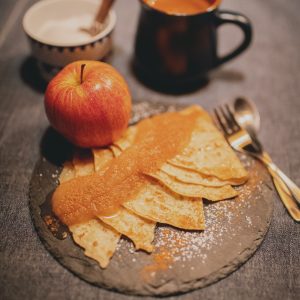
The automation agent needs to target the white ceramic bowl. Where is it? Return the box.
[23,0,116,80]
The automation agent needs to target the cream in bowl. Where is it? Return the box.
[23,0,116,80]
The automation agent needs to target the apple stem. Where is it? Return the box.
[80,64,86,84]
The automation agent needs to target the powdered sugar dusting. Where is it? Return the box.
[115,158,263,281]
[113,159,267,282]
[138,159,266,277]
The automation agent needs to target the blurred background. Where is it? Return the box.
[0,1,299,299]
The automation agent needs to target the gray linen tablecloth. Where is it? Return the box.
[0,0,299,299]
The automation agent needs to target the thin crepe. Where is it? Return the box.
[161,162,242,187]
[148,171,238,201]
[92,148,114,174]
[75,151,156,253]
[99,207,155,253]
[69,219,120,269]
[59,162,120,268]
[169,115,248,182]
[73,149,95,177]
[93,147,205,230]
[125,180,205,230]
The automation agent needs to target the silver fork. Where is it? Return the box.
[214,104,300,222]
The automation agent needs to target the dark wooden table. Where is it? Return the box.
[0,0,299,299]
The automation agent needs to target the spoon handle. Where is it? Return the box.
[257,152,300,222]
[95,0,115,24]
[260,152,300,206]
[272,175,300,222]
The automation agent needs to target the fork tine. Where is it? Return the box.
[213,107,230,136]
[211,109,221,130]
[219,105,237,134]
[224,104,241,130]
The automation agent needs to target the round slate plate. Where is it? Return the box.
[29,102,274,296]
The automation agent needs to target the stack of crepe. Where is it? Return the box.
[58,106,248,268]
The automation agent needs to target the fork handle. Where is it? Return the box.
[259,152,300,208]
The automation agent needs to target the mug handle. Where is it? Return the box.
[214,10,253,66]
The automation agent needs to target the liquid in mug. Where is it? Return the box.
[143,0,218,15]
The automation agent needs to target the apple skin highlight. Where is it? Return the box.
[44,60,132,148]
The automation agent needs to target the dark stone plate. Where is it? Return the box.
[29,102,274,296]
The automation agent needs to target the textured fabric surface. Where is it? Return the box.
[0,0,299,299]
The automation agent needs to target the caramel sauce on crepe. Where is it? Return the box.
[52,111,198,226]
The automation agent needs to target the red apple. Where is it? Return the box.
[44,60,132,148]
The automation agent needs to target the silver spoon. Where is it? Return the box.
[233,97,260,137]
[81,0,115,37]
[232,97,300,220]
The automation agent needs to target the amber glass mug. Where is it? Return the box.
[133,0,252,90]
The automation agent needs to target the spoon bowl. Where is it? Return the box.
[231,96,300,220]
[232,97,261,135]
